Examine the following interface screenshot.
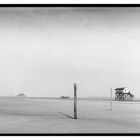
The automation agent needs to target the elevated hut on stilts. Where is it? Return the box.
[115,87,134,101]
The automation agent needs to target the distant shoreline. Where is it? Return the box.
[1,96,140,103]
[5,96,140,103]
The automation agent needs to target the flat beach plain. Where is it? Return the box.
[0,97,140,133]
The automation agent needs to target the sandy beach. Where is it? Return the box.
[0,97,139,133]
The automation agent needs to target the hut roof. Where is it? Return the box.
[115,87,126,90]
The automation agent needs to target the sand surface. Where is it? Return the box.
[0,97,139,133]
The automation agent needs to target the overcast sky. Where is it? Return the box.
[0,7,140,97]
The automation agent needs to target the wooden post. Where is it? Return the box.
[110,87,112,111]
[74,83,77,119]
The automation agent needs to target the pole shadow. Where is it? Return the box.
[59,112,74,119]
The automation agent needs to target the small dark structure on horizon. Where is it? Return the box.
[16,93,26,97]
[115,87,134,101]
[60,96,70,99]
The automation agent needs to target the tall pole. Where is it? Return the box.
[74,83,77,119]
[110,87,112,111]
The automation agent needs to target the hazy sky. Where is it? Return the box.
[0,7,140,97]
